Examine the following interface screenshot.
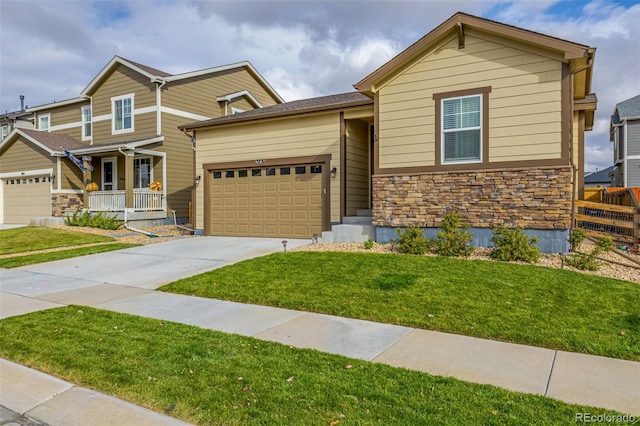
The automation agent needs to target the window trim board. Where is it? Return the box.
[434,86,491,166]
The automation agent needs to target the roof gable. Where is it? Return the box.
[81,56,170,97]
[354,12,593,95]
[0,128,86,155]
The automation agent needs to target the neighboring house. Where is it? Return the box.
[584,166,614,188]
[182,12,596,252]
[610,94,640,187]
[0,56,283,224]
[1,96,34,141]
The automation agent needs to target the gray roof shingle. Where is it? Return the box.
[180,92,373,130]
[615,94,640,119]
[19,129,87,152]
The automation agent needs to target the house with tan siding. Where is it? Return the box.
[183,12,596,252]
[0,56,283,224]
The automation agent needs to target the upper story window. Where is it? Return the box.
[38,113,50,132]
[1,124,8,140]
[441,95,481,164]
[112,94,134,134]
[82,106,92,140]
[616,127,625,162]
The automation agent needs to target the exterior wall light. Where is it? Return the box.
[330,167,337,178]
[194,175,201,185]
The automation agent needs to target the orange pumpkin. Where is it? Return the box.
[86,182,99,192]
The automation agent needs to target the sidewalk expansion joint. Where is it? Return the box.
[544,350,557,396]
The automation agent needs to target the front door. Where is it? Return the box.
[102,157,117,190]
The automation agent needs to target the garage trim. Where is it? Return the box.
[0,168,54,179]
[203,154,331,236]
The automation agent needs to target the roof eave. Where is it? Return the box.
[80,56,159,97]
[0,129,57,155]
[69,136,164,155]
[354,12,592,94]
[26,97,88,112]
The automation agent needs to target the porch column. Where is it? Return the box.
[82,156,92,208]
[124,149,134,216]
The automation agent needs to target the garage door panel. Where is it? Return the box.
[208,163,324,239]
[3,176,51,223]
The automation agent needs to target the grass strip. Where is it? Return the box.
[160,252,640,361]
[0,306,619,425]
[0,227,114,255]
[0,244,139,268]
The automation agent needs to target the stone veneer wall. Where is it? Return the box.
[52,192,84,217]
[372,166,573,230]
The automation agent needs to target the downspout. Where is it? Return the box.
[155,79,167,136]
[568,58,594,229]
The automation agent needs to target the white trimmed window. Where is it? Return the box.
[81,106,92,140]
[133,157,152,189]
[112,94,134,134]
[1,125,8,140]
[441,95,481,164]
[231,107,245,114]
[38,113,50,132]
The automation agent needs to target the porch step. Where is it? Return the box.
[342,216,373,225]
[328,223,376,243]
[357,209,372,217]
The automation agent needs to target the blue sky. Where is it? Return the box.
[1,0,639,172]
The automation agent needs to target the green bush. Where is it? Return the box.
[65,210,123,230]
[434,213,474,257]
[363,238,374,250]
[490,226,540,263]
[396,225,429,255]
[565,228,614,271]
[568,228,588,250]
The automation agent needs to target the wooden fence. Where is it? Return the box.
[575,200,639,244]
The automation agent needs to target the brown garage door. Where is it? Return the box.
[208,164,324,238]
[3,175,51,223]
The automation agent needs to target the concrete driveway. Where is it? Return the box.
[0,236,308,313]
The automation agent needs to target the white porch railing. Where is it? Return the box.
[89,190,165,212]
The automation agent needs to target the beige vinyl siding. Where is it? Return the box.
[0,138,54,172]
[163,68,280,120]
[161,113,196,218]
[91,64,157,144]
[60,158,83,190]
[378,30,563,169]
[45,101,89,141]
[195,113,341,228]
[228,98,254,114]
[346,120,370,215]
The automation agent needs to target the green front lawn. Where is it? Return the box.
[161,252,640,361]
[0,227,114,254]
[0,307,618,425]
[0,244,139,268]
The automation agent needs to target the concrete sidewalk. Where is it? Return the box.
[1,289,638,418]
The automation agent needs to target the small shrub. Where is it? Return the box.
[490,226,541,263]
[565,229,614,271]
[434,213,475,257]
[363,238,374,250]
[396,225,429,255]
[568,228,588,251]
[65,210,123,230]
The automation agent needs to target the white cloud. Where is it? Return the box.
[1,0,638,174]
